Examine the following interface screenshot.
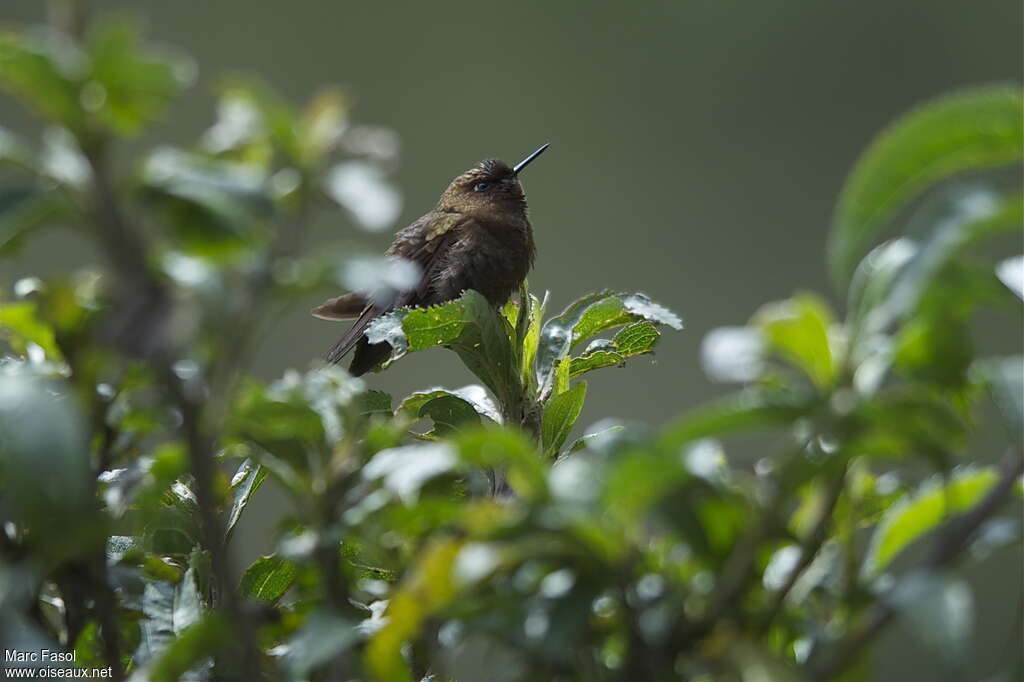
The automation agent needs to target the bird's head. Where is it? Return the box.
[437,143,548,221]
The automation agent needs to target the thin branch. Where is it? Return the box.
[806,448,1024,681]
[82,141,261,680]
[759,464,848,632]
[90,555,124,681]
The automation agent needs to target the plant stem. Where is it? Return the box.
[759,463,848,632]
[806,448,1024,680]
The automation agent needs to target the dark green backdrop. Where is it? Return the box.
[2,3,1021,679]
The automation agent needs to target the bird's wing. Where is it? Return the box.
[323,212,469,366]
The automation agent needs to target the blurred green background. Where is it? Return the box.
[1,3,1021,677]
[3,0,1020,428]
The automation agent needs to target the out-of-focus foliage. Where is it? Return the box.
[0,6,1020,682]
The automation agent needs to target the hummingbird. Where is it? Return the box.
[313,143,549,376]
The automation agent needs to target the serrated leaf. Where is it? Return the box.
[355,389,393,417]
[621,293,683,330]
[398,386,499,426]
[862,467,999,577]
[571,296,635,344]
[371,291,519,403]
[400,298,472,350]
[754,293,836,389]
[569,350,623,378]
[537,292,680,395]
[612,320,661,356]
[419,395,482,436]
[536,291,614,392]
[239,555,297,603]
[829,86,1024,285]
[542,381,588,457]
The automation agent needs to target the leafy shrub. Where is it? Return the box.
[0,6,1020,681]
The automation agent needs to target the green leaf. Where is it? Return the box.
[858,192,1023,343]
[455,425,546,498]
[889,574,974,673]
[0,300,63,360]
[620,292,684,330]
[542,381,588,456]
[225,459,266,540]
[283,612,359,679]
[173,568,203,631]
[996,255,1023,300]
[972,356,1024,444]
[536,291,681,395]
[398,386,498,435]
[848,388,967,461]
[660,389,814,450]
[362,442,458,504]
[229,378,325,469]
[612,320,661,356]
[829,86,1024,285]
[418,395,482,436]
[567,423,625,454]
[0,126,39,170]
[0,185,71,254]
[0,367,99,559]
[521,292,545,380]
[355,389,393,417]
[140,147,272,257]
[85,18,192,135]
[366,539,460,682]
[846,238,918,349]
[569,350,622,378]
[536,291,616,393]
[298,87,348,164]
[862,467,999,577]
[206,77,300,162]
[567,322,663,379]
[0,28,86,131]
[754,293,836,389]
[571,296,636,344]
[136,569,206,669]
[147,613,228,682]
[369,291,518,403]
[239,555,297,603]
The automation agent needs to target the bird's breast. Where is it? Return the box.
[437,220,533,306]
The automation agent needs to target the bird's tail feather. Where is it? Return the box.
[324,306,379,365]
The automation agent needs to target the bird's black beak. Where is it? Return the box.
[512,143,550,176]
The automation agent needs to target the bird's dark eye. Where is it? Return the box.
[473,181,491,192]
